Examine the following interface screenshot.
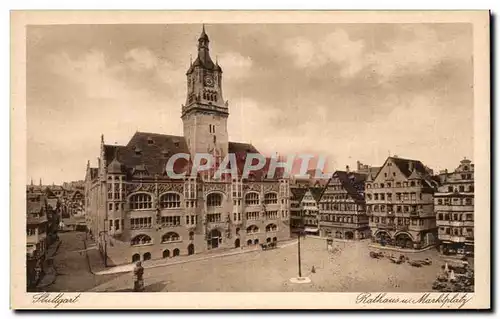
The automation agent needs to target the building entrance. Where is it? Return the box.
[209,229,222,249]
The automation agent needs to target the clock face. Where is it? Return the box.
[204,75,214,87]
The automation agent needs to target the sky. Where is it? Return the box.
[27,23,474,184]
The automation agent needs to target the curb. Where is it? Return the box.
[94,241,298,276]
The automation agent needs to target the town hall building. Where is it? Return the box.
[84,27,291,266]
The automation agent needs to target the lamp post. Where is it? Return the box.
[297,230,302,277]
[289,230,311,284]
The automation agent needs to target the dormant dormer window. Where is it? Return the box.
[134,146,142,155]
[147,138,154,145]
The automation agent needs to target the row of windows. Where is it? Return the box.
[304,219,319,225]
[161,216,181,227]
[207,213,221,223]
[438,227,473,237]
[437,213,474,221]
[204,92,218,102]
[444,185,474,193]
[109,219,124,231]
[246,212,259,220]
[367,180,422,189]
[320,203,363,211]
[126,192,281,210]
[436,197,473,206]
[321,194,349,201]
[265,211,278,219]
[108,202,125,211]
[320,215,358,223]
[130,217,153,229]
[302,202,317,207]
[130,232,195,247]
[368,204,423,213]
[370,217,424,226]
[367,192,423,201]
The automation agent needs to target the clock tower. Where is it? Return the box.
[182,26,229,166]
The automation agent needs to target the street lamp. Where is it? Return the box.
[290,230,311,284]
[99,230,108,267]
[297,230,303,277]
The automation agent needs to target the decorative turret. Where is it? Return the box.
[107,149,123,174]
[182,25,229,163]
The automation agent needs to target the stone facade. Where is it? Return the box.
[434,158,474,256]
[84,27,291,266]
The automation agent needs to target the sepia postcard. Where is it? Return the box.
[11,10,490,309]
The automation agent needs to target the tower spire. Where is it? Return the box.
[30,178,33,186]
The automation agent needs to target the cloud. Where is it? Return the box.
[48,50,127,100]
[27,24,473,183]
[125,47,160,70]
[285,26,471,81]
[218,51,253,79]
[285,29,365,77]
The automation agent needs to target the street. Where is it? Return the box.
[90,237,451,292]
[45,231,119,292]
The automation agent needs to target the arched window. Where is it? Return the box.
[160,193,181,209]
[143,252,151,261]
[265,223,277,232]
[469,185,474,192]
[129,193,153,210]
[162,232,180,243]
[132,253,141,262]
[246,225,259,234]
[189,231,194,240]
[131,234,152,246]
[245,192,259,206]
[163,249,170,258]
[173,248,180,257]
[264,193,278,205]
[207,193,222,207]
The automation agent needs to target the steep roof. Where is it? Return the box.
[27,201,44,214]
[309,186,325,203]
[389,156,428,178]
[104,132,190,177]
[103,132,279,180]
[330,170,365,201]
[290,187,307,202]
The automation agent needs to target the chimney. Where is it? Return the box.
[409,161,414,172]
[346,165,350,173]
[357,161,362,171]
